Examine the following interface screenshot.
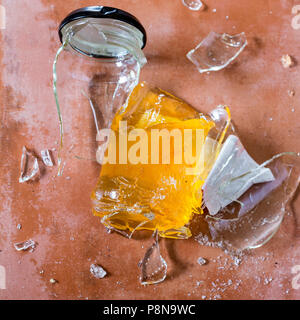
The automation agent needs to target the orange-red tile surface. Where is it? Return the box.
[0,0,300,300]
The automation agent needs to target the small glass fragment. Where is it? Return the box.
[187,31,247,73]
[140,232,167,285]
[182,0,204,11]
[90,264,107,279]
[41,149,54,167]
[14,239,37,252]
[19,146,40,183]
[197,257,207,265]
[281,54,294,68]
[17,224,22,230]
[233,256,242,266]
[49,278,57,284]
[202,135,275,215]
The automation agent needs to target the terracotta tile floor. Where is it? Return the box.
[0,0,299,299]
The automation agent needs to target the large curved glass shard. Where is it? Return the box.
[204,155,300,252]
[187,31,247,73]
[203,135,275,216]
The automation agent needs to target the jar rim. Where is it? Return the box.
[58,6,147,50]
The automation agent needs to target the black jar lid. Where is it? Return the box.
[58,6,147,49]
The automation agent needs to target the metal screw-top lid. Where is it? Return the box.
[58,6,147,59]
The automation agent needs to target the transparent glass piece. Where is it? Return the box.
[41,149,54,167]
[197,257,207,265]
[187,31,247,73]
[14,239,37,252]
[140,232,167,285]
[101,210,154,239]
[90,264,107,279]
[182,0,204,11]
[203,135,275,215]
[199,105,233,181]
[281,54,294,68]
[204,154,300,252]
[19,146,40,183]
[53,33,71,176]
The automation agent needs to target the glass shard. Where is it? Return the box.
[187,31,247,73]
[14,239,37,252]
[140,232,167,285]
[101,213,153,239]
[202,135,275,216]
[19,146,40,183]
[90,264,107,279]
[197,257,207,265]
[41,149,54,167]
[203,154,300,252]
[182,0,204,11]
[200,105,233,179]
[281,54,294,68]
[53,32,71,176]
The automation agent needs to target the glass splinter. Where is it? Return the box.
[197,257,207,265]
[53,31,71,176]
[19,146,40,183]
[182,0,204,11]
[41,149,54,167]
[187,31,247,73]
[14,239,37,252]
[140,231,167,285]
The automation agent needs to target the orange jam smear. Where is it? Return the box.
[92,82,221,239]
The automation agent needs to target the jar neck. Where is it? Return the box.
[61,18,147,67]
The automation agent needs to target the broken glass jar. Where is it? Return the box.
[92,81,299,255]
[54,6,147,174]
[91,82,231,240]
